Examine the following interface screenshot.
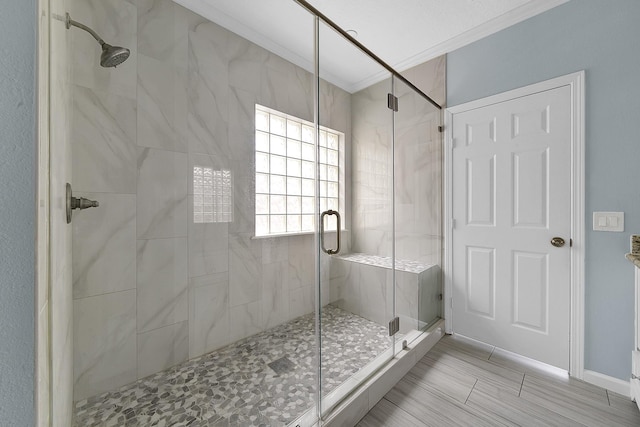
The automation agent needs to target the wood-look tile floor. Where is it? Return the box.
[358,335,640,427]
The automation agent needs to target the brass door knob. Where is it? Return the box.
[550,237,565,247]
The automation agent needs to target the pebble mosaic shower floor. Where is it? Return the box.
[73,305,394,426]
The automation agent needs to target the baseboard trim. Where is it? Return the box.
[583,369,630,397]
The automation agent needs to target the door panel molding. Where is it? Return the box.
[443,71,585,378]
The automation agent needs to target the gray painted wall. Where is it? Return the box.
[0,0,36,424]
[447,0,640,381]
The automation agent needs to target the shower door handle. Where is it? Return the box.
[320,210,341,255]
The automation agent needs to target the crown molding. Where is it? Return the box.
[348,0,569,93]
[175,0,568,94]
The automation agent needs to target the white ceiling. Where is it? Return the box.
[174,0,568,93]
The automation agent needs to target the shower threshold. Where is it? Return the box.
[73,304,396,426]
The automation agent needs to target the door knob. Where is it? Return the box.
[550,237,565,248]
[66,183,99,224]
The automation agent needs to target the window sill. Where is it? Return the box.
[251,229,347,240]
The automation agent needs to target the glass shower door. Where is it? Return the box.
[392,76,443,335]
[317,19,397,417]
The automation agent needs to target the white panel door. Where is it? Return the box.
[452,85,571,369]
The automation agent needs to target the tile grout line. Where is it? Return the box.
[465,379,478,404]
[381,397,429,427]
[381,396,403,411]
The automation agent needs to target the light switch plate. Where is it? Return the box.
[593,212,624,232]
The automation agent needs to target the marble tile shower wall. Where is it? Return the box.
[351,58,444,266]
[68,0,351,401]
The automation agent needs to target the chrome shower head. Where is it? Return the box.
[100,43,130,68]
[65,13,130,68]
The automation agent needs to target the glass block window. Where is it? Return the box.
[255,105,342,236]
[193,167,233,223]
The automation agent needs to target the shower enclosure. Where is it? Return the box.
[46,0,443,425]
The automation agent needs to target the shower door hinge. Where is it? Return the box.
[387,93,399,112]
[388,316,400,336]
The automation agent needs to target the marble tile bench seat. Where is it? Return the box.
[329,253,441,334]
